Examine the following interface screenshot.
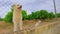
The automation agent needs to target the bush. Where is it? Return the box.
[57,13,60,17]
[33,11,40,19]
[4,6,13,23]
[38,10,49,20]
[22,10,27,20]
[27,14,34,20]
[27,10,49,20]
[27,11,40,20]
[0,18,3,21]
[48,12,55,19]
[4,11,13,23]
[4,6,58,23]
[4,10,27,22]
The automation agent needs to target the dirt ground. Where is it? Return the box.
[0,18,60,34]
[0,20,40,34]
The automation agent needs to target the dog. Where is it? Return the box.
[13,4,23,33]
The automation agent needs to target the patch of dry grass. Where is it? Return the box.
[0,18,60,34]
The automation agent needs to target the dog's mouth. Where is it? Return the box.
[18,5,22,9]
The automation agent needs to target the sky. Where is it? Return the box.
[0,0,60,18]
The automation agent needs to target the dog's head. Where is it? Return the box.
[13,4,22,9]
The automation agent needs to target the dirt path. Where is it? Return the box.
[0,19,60,34]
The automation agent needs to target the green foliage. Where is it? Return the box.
[0,17,3,21]
[4,11,13,23]
[22,10,27,20]
[27,10,49,20]
[27,10,57,20]
[27,14,34,20]
[4,9,27,22]
[27,11,39,20]
[38,10,49,20]
[4,6,13,23]
[33,11,40,19]
[4,6,60,23]
[57,13,60,17]
[48,12,55,19]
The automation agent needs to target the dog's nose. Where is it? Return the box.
[20,5,22,8]
[18,5,22,9]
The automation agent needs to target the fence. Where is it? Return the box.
[0,0,60,18]
[0,17,60,33]
[0,0,60,34]
[13,21,60,34]
[0,21,60,34]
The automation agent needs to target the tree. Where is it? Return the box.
[27,11,40,20]
[4,9,27,22]
[48,12,55,19]
[4,11,13,23]
[0,17,3,21]
[22,10,27,20]
[27,10,49,20]
[38,10,49,20]
[33,11,40,19]
[57,13,60,17]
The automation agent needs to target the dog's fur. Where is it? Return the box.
[13,4,23,32]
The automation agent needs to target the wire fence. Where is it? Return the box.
[0,0,60,18]
[0,21,60,34]
[0,0,60,34]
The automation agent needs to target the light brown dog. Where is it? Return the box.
[13,4,23,33]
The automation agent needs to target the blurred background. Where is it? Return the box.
[0,0,60,34]
[0,0,60,18]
